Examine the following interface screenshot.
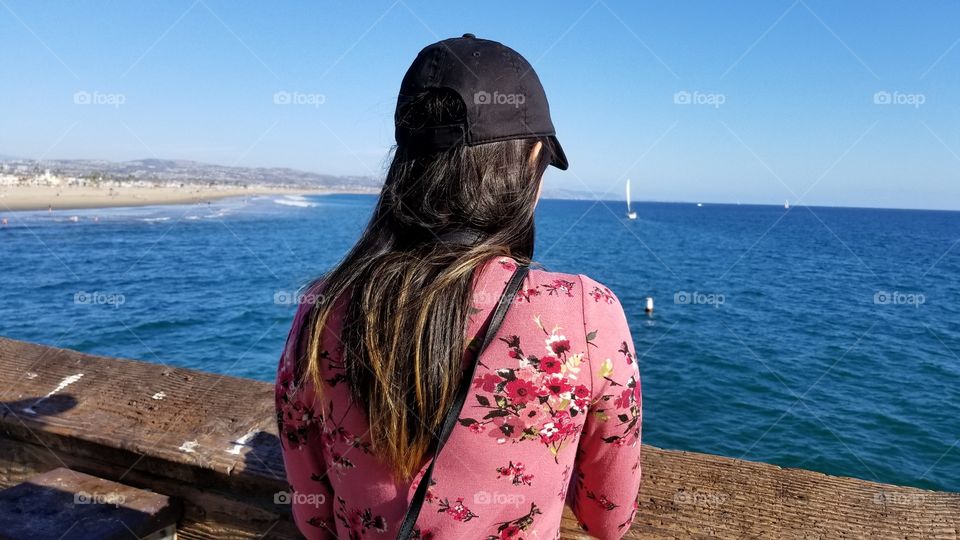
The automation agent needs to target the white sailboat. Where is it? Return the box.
[625,178,638,220]
[784,200,790,209]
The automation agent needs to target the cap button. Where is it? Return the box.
[462,33,476,39]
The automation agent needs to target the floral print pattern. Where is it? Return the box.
[437,497,479,522]
[589,286,616,304]
[460,322,593,458]
[276,257,642,539]
[335,496,388,539]
[487,503,542,539]
[496,461,534,486]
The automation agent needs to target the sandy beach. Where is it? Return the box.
[0,185,337,212]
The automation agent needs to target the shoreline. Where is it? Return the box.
[0,185,368,213]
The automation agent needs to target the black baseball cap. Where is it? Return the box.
[395,34,568,170]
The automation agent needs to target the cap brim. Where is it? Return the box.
[549,135,568,170]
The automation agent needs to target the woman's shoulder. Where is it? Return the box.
[476,257,625,317]
[525,264,621,307]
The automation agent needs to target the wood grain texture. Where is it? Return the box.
[0,467,179,540]
[0,336,956,539]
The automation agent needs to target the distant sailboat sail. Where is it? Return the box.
[626,179,637,220]
[784,200,790,209]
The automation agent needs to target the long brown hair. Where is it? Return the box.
[298,89,555,480]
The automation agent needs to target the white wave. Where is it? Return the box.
[141,217,171,222]
[273,198,317,208]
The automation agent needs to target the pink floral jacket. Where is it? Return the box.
[276,257,642,539]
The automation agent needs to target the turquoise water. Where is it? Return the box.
[1,194,958,492]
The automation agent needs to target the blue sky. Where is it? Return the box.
[1,1,958,209]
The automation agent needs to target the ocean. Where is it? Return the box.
[1,193,958,492]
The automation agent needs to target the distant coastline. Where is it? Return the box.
[0,184,368,212]
[0,157,380,212]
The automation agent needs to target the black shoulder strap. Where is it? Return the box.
[397,264,529,539]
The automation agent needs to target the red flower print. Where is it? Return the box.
[438,497,479,522]
[516,287,540,302]
[614,388,633,409]
[496,461,534,486]
[498,258,517,271]
[488,503,542,540]
[589,286,616,304]
[542,376,572,397]
[619,341,634,364]
[538,411,579,446]
[615,379,641,409]
[540,356,562,374]
[460,318,608,458]
[505,379,539,404]
[546,336,571,355]
[543,279,576,297]
[474,373,500,393]
[539,422,560,444]
[553,410,574,429]
[572,384,591,410]
[334,497,388,537]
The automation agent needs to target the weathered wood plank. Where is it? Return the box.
[0,467,179,540]
[0,429,296,539]
[0,337,292,539]
[0,336,957,539]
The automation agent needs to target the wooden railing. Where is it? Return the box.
[0,336,956,538]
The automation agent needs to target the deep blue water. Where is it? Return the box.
[2,194,958,492]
